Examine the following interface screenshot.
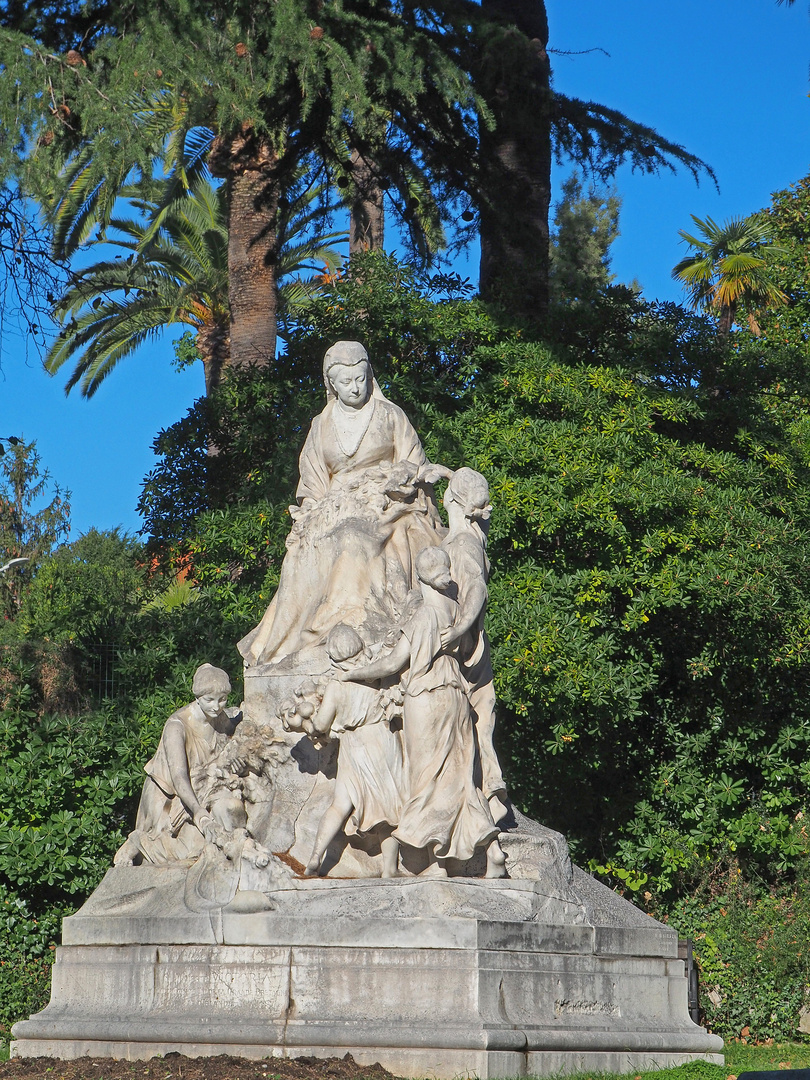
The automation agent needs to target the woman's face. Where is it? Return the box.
[197,691,228,720]
[328,362,370,409]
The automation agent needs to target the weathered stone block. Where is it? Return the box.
[13,872,723,1077]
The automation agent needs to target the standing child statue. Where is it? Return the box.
[441,468,508,824]
[282,624,406,879]
[341,546,506,878]
[114,664,263,867]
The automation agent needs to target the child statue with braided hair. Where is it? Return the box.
[440,467,508,824]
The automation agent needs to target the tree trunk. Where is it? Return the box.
[197,320,230,459]
[477,0,552,322]
[717,301,735,339]
[348,148,385,256]
[210,126,280,370]
[197,321,231,397]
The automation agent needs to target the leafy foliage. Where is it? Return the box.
[0,521,252,1044]
[0,684,136,902]
[0,883,60,1047]
[425,338,810,884]
[759,171,810,353]
[672,214,787,336]
[17,529,146,645]
[45,177,231,397]
[662,877,810,1040]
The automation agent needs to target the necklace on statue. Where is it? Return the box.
[332,397,375,457]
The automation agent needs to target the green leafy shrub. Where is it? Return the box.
[427,340,810,883]
[0,675,139,903]
[663,878,810,1040]
[16,529,146,646]
[0,666,136,1046]
[0,885,62,1046]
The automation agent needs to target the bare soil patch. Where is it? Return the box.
[0,1054,394,1080]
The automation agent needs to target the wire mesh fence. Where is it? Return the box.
[85,642,128,701]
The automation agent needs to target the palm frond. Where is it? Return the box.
[45,157,347,394]
[672,212,788,330]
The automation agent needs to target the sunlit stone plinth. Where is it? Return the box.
[12,867,723,1077]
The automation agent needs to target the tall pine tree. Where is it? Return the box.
[0,0,482,367]
[0,0,714,341]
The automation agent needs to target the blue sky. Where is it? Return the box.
[2,0,809,541]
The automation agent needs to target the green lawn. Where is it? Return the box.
[724,1042,810,1074]
[552,1043,810,1080]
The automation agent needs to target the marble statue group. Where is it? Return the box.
[17,340,724,1077]
[116,339,511,883]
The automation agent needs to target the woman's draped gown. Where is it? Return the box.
[238,390,443,667]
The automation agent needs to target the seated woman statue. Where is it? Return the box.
[239,340,446,668]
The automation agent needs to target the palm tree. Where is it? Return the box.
[46,177,230,397]
[672,214,787,337]
[45,173,346,397]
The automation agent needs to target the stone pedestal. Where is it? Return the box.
[12,867,723,1077]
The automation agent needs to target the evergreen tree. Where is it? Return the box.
[0,1,482,367]
[1,0,717,339]
[549,172,622,305]
[0,441,70,621]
